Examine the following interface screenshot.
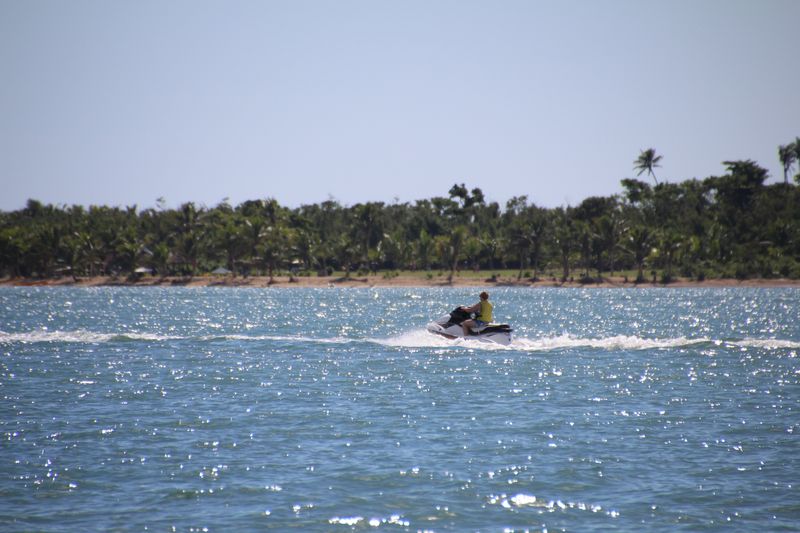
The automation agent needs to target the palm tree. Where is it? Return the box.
[334,235,358,278]
[478,233,500,271]
[377,231,402,270]
[447,226,467,282]
[0,226,30,277]
[506,220,531,280]
[151,242,170,278]
[463,236,481,272]
[625,225,652,283]
[793,138,800,184]
[778,143,797,185]
[553,208,576,282]
[352,203,384,263]
[577,221,593,279]
[215,218,245,274]
[415,229,433,271]
[657,230,682,283]
[174,202,204,275]
[262,225,286,283]
[595,214,622,277]
[634,148,663,185]
[293,229,319,272]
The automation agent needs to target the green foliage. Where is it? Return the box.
[2,166,799,280]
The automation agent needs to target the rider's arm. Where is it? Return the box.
[462,302,480,313]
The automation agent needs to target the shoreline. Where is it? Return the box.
[2,274,799,289]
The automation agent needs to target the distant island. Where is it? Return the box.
[2,147,799,286]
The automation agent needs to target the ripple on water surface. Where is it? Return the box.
[1,287,798,531]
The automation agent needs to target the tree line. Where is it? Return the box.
[2,146,800,283]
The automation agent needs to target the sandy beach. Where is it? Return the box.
[3,274,798,289]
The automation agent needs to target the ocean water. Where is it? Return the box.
[1,286,799,532]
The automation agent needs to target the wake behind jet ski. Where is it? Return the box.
[426,306,513,345]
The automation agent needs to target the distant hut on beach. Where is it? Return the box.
[211,267,233,276]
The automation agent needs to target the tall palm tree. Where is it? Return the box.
[793,138,800,184]
[778,143,797,185]
[634,148,663,185]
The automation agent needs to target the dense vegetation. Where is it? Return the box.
[2,147,800,283]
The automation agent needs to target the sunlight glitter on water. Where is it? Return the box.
[1,287,799,531]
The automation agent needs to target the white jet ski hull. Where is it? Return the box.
[426,317,512,345]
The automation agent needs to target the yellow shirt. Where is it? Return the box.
[478,300,493,323]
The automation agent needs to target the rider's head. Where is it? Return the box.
[480,291,489,301]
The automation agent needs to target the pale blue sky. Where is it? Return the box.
[1,0,798,212]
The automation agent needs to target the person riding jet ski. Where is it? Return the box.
[460,291,492,336]
[426,292,512,344]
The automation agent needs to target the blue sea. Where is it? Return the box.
[2,286,799,532]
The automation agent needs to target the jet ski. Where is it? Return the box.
[426,307,513,345]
